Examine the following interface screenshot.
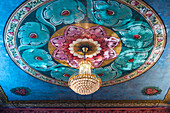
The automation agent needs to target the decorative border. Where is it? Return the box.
[0,108,170,113]
[0,86,169,107]
[4,0,166,86]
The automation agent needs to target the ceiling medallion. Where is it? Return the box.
[49,24,120,68]
[4,0,166,94]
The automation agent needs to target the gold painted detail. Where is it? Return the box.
[48,23,122,67]
[164,88,170,102]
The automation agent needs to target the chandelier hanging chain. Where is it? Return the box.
[82,47,88,61]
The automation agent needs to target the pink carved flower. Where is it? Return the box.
[146,11,153,17]
[157,37,164,42]
[137,69,143,73]
[154,50,160,54]
[154,24,162,30]
[124,76,130,79]
[8,44,14,49]
[49,79,55,83]
[12,18,18,24]
[35,73,41,77]
[110,81,115,84]
[145,88,158,95]
[50,26,119,68]
[22,66,29,70]
[131,0,139,6]
[15,88,27,95]
[23,7,31,12]
[14,56,20,59]
[146,60,152,65]
[8,32,14,37]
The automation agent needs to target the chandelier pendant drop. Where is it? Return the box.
[68,47,102,95]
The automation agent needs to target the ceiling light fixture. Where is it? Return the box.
[68,47,102,95]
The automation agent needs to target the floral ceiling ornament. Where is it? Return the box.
[36,0,86,31]
[10,87,31,96]
[18,22,50,51]
[4,0,166,87]
[50,25,120,68]
[114,47,152,71]
[93,66,117,81]
[22,49,57,71]
[119,24,153,48]
[51,66,78,82]
[87,0,132,27]
[142,87,162,96]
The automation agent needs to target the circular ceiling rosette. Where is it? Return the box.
[4,0,166,86]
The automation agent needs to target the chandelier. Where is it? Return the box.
[68,47,102,95]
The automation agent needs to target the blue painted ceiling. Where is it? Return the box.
[0,0,169,102]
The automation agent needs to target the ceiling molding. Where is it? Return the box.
[0,86,169,107]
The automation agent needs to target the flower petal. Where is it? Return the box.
[50,36,65,48]
[86,26,107,36]
[42,0,86,26]
[91,55,104,67]
[53,49,68,61]
[103,50,117,60]
[64,26,85,37]
[93,67,117,81]
[51,67,78,81]
[67,59,79,68]
[105,37,120,48]
[22,49,56,71]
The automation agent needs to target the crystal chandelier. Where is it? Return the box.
[68,47,102,95]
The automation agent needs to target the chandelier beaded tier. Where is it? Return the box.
[68,48,102,95]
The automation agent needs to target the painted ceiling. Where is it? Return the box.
[0,0,170,107]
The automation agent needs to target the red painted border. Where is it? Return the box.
[0,107,169,113]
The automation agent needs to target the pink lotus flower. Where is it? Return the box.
[12,19,18,24]
[157,37,164,42]
[145,88,158,95]
[49,79,55,83]
[124,76,130,79]
[131,0,139,6]
[50,26,119,68]
[137,70,142,73]
[146,61,152,65]
[8,32,14,37]
[22,66,28,70]
[15,88,27,95]
[23,7,31,12]
[35,73,41,77]
[14,56,20,59]
[8,44,14,49]
[154,24,162,30]
[154,50,160,54]
[146,11,153,17]
[110,81,115,84]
